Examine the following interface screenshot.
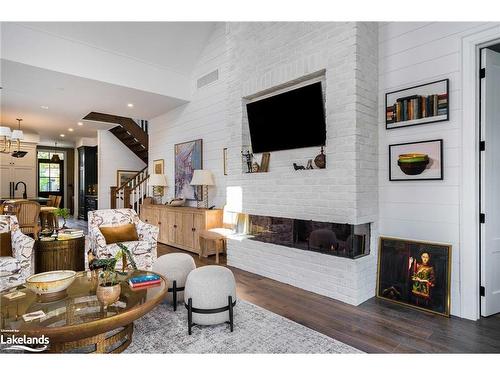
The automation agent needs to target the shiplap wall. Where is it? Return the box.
[148,23,228,207]
[378,22,500,317]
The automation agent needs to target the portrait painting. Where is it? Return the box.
[174,139,203,200]
[377,237,451,316]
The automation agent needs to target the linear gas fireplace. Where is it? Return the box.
[248,215,370,259]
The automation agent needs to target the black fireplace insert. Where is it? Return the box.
[248,214,370,259]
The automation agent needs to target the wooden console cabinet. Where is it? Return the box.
[140,205,223,255]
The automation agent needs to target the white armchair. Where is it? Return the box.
[87,208,159,271]
[0,215,36,292]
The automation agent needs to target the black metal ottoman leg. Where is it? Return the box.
[188,297,193,335]
[172,280,177,311]
[228,296,234,332]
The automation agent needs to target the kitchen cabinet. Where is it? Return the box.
[78,146,98,220]
[0,143,36,198]
[140,205,222,255]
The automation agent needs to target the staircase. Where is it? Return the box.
[83,112,149,163]
[110,166,149,213]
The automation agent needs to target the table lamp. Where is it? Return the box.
[190,169,215,208]
[149,174,168,204]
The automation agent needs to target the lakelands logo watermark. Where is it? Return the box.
[1,330,49,352]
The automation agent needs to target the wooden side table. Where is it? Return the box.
[36,237,85,273]
[198,230,226,264]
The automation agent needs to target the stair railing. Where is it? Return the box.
[110,166,149,214]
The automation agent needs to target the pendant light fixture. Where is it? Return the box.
[2,118,26,155]
[51,140,61,163]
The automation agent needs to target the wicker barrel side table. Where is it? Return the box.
[36,237,85,273]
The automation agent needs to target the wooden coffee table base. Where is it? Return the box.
[48,323,134,353]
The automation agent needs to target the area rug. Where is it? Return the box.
[126,299,362,353]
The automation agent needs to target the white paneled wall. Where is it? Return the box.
[148,24,228,207]
[378,22,500,317]
[97,130,146,209]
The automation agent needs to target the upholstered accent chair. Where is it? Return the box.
[0,215,36,292]
[87,209,159,271]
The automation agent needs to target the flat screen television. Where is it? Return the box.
[246,81,326,153]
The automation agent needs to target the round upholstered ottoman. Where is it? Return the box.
[153,253,196,311]
[184,265,236,335]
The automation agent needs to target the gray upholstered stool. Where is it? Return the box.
[184,265,236,335]
[153,253,196,311]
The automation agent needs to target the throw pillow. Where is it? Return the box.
[99,224,138,244]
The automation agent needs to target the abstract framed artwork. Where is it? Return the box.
[153,159,164,174]
[389,139,443,181]
[174,139,203,200]
[385,79,449,130]
[116,170,138,187]
[377,237,452,317]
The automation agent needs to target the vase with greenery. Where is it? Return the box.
[91,243,137,307]
[54,207,70,229]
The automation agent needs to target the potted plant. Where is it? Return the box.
[90,243,137,307]
[54,208,70,229]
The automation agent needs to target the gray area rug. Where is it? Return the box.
[126,299,362,353]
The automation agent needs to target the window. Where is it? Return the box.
[37,151,64,160]
[39,162,61,192]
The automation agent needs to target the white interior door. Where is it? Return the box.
[481,48,500,316]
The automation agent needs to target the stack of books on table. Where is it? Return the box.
[57,228,84,240]
[128,274,161,288]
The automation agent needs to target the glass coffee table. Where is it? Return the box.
[0,270,167,353]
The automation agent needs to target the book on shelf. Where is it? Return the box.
[386,92,448,124]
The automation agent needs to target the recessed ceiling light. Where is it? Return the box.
[41,105,49,110]
[77,122,83,126]
[60,134,65,137]
[127,103,134,108]
[68,128,74,132]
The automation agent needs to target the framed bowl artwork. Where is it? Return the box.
[389,139,443,181]
[377,237,451,317]
[385,79,449,130]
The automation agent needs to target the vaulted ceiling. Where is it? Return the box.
[0,22,217,145]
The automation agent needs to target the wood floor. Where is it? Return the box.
[158,243,500,353]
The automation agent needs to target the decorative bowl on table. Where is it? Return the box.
[397,153,430,175]
[25,270,77,295]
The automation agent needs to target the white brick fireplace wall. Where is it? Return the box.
[225,22,379,305]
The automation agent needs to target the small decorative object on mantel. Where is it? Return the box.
[241,149,253,173]
[252,162,260,173]
[260,152,270,172]
[293,163,306,170]
[377,237,451,317]
[314,146,326,169]
[385,79,449,130]
[306,159,313,169]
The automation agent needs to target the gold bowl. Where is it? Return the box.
[25,270,77,295]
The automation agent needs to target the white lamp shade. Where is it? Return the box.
[190,169,215,186]
[11,130,23,140]
[149,174,167,186]
[0,126,12,138]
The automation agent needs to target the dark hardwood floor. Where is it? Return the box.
[158,243,500,353]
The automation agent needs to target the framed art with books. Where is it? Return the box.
[389,139,443,181]
[377,237,451,317]
[385,79,449,130]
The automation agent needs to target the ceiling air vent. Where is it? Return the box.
[197,69,219,89]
